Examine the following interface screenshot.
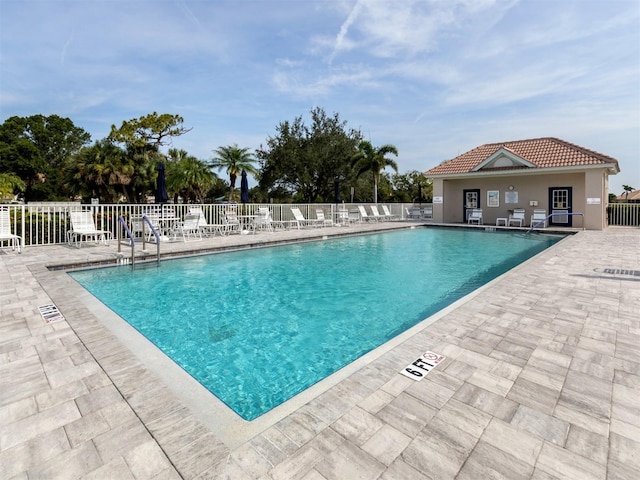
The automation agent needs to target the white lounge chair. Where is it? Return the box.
[530,209,548,228]
[68,211,112,248]
[171,213,202,242]
[381,205,397,220]
[290,207,322,229]
[370,205,386,222]
[0,209,21,253]
[357,205,375,222]
[315,209,333,227]
[467,208,483,225]
[189,207,226,237]
[508,208,526,227]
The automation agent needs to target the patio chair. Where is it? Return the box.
[68,211,112,248]
[290,207,322,229]
[131,213,162,241]
[0,209,21,253]
[530,209,548,228]
[171,213,202,242]
[381,205,397,220]
[369,205,386,222]
[224,206,242,234]
[421,206,433,220]
[508,208,526,227]
[357,205,375,222]
[348,209,361,224]
[467,208,483,225]
[315,209,333,227]
[406,207,422,220]
[336,207,350,225]
[189,207,226,237]
[252,207,274,233]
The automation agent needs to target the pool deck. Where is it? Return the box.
[1,222,639,479]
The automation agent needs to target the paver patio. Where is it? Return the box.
[1,224,638,479]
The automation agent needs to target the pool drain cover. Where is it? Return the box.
[595,268,640,277]
[38,304,65,324]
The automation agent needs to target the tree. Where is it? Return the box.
[108,112,192,149]
[0,115,91,201]
[352,140,399,203]
[210,144,258,202]
[0,173,26,201]
[64,139,133,203]
[107,113,193,203]
[166,148,216,203]
[256,107,362,202]
[622,184,634,201]
[390,170,431,203]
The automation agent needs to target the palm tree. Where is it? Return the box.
[66,140,133,202]
[352,140,399,203]
[622,184,634,201]
[0,173,26,202]
[167,150,217,203]
[210,144,258,201]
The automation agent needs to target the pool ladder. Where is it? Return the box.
[117,215,161,267]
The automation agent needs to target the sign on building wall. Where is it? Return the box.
[505,191,518,204]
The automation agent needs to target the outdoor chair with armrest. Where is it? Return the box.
[189,207,226,237]
[290,207,322,229]
[381,205,397,220]
[0,209,21,253]
[223,207,242,235]
[369,205,386,222]
[508,208,526,227]
[357,205,376,222]
[68,211,112,248]
[467,208,483,225]
[252,207,274,233]
[315,209,333,227]
[171,213,202,242]
[530,209,548,228]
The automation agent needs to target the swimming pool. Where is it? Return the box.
[69,227,562,420]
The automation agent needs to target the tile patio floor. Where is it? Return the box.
[1,223,639,479]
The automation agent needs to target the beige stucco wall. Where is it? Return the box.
[429,168,610,230]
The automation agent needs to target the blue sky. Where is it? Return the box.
[1,0,638,194]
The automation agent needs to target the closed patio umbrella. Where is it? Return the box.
[334,176,341,203]
[240,170,249,204]
[155,162,169,204]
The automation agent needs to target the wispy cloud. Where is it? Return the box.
[1,0,638,191]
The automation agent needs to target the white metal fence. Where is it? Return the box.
[608,203,640,226]
[1,202,431,248]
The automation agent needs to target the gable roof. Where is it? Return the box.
[425,137,620,177]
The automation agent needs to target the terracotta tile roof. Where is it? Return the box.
[425,137,620,176]
[617,190,640,201]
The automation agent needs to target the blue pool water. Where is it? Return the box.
[69,228,562,420]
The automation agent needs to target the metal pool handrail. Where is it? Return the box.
[117,215,135,267]
[141,215,161,266]
[528,212,584,233]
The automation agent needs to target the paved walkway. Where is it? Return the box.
[1,224,638,479]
